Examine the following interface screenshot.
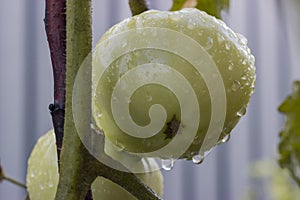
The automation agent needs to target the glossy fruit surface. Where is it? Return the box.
[92,8,255,159]
[26,130,163,200]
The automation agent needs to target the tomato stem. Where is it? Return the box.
[129,0,149,16]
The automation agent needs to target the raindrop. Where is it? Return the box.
[40,185,45,190]
[241,75,247,80]
[96,112,102,118]
[225,42,231,50]
[192,153,204,165]
[170,14,181,21]
[161,159,175,171]
[115,141,125,152]
[187,19,195,29]
[228,63,234,71]
[48,182,54,188]
[221,134,230,143]
[231,80,241,91]
[237,106,246,117]
[217,33,225,42]
[205,37,213,50]
[237,33,248,45]
[242,59,247,65]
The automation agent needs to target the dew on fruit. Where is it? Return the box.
[242,59,247,65]
[169,14,181,21]
[237,106,246,117]
[231,80,241,91]
[221,134,231,143]
[48,182,54,188]
[40,185,45,190]
[217,33,225,42]
[228,63,234,71]
[95,111,102,118]
[241,75,247,80]
[205,37,213,50]
[115,141,125,152]
[192,154,204,165]
[161,159,175,171]
[225,42,231,50]
[188,19,196,29]
[237,33,248,45]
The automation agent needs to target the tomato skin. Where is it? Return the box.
[93,8,255,159]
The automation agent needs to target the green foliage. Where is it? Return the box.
[171,0,229,19]
[170,0,187,11]
[278,81,300,186]
[246,161,300,200]
[196,0,229,19]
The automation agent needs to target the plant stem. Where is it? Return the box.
[44,0,66,169]
[1,165,26,189]
[129,0,149,16]
[2,176,27,189]
[54,0,93,199]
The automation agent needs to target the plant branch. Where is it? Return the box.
[44,0,66,168]
[54,0,94,199]
[129,0,149,16]
[2,176,27,189]
[1,165,26,189]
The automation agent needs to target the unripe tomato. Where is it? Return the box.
[92,8,255,159]
[26,130,163,200]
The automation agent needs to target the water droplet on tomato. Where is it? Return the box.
[221,134,230,143]
[205,37,213,50]
[192,154,204,165]
[161,159,174,171]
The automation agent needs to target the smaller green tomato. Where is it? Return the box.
[26,129,163,200]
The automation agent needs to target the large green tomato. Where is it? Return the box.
[92,8,255,159]
[26,129,163,200]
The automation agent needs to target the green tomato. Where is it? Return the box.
[26,129,163,200]
[92,8,255,159]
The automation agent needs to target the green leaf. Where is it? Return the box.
[170,0,230,18]
[278,81,300,186]
[196,0,229,19]
[170,0,188,11]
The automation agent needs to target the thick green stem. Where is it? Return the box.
[129,0,149,16]
[54,0,93,199]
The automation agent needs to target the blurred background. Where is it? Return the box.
[1,0,300,199]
